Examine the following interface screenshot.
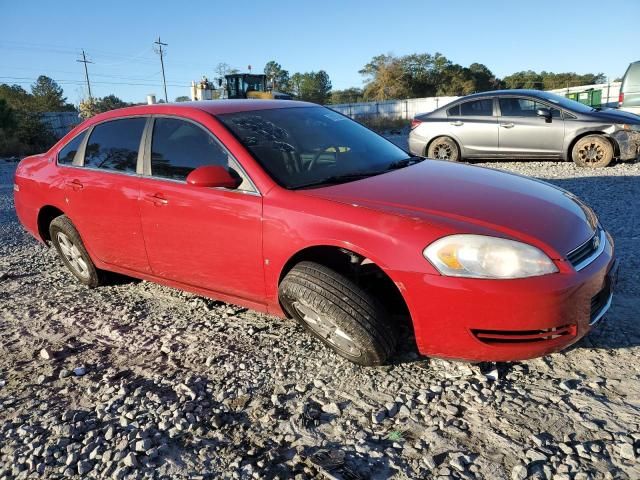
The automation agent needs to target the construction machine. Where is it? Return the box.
[223,73,291,100]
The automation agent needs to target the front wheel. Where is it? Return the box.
[428,136,460,161]
[279,261,397,366]
[572,135,613,168]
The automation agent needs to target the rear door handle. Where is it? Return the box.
[64,179,84,191]
[144,193,168,206]
[450,121,464,126]
[500,123,515,128]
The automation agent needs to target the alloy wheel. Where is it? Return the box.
[433,143,453,159]
[56,232,90,279]
[292,301,362,358]
[577,142,606,165]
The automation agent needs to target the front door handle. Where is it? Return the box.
[500,123,515,128]
[144,193,168,206]
[64,179,84,191]
[450,121,464,126]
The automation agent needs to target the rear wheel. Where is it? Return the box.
[428,136,460,161]
[49,215,102,287]
[572,135,613,168]
[279,261,397,366]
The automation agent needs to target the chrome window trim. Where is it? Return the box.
[568,228,607,271]
[136,174,261,197]
[55,163,144,179]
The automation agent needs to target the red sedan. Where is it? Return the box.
[14,100,618,366]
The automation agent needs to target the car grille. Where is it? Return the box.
[471,325,575,345]
[567,228,604,271]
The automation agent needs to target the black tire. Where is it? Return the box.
[49,215,102,288]
[428,136,460,161]
[279,261,397,366]
[572,135,614,168]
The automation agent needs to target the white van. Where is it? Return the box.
[619,61,640,115]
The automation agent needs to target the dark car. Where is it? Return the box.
[410,89,640,167]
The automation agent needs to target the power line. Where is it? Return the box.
[153,37,168,102]
[76,50,93,100]
[0,76,191,88]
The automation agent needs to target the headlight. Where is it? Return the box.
[423,235,558,279]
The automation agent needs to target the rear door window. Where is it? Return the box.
[460,99,494,116]
[84,118,146,173]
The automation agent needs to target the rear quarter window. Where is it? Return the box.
[57,131,87,165]
[446,105,460,116]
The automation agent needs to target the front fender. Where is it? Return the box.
[261,190,443,313]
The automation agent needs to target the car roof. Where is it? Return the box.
[89,99,316,122]
[459,89,552,100]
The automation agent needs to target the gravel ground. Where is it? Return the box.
[1,151,639,480]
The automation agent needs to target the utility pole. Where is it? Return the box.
[153,36,168,102]
[76,49,93,100]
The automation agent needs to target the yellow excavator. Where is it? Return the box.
[223,73,291,100]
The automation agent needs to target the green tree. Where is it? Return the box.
[79,95,131,119]
[468,63,503,91]
[0,99,16,130]
[360,54,412,100]
[175,96,191,102]
[502,70,544,89]
[330,87,364,104]
[0,84,34,111]
[264,61,290,92]
[0,82,57,156]
[290,71,332,104]
[31,76,73,112]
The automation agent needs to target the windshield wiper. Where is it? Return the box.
[293,171,385,189]
[386,156,425,170]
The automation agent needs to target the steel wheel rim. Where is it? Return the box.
[578,142,605,164]
[433,143,453,159]
[292,301,362,358]
[57,232,89,278]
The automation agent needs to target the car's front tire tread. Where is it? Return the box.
[279,261,397,366]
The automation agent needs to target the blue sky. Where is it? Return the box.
[1,0,638,104]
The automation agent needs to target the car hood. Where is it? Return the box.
[586,108,640,123]
[302,161,596,258]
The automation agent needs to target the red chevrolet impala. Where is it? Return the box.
[14,100,618,366]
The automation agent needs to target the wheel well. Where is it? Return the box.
[37,206,65,242]
[278,246,412,326]
[567,132,619,160]
[426,135,461,158]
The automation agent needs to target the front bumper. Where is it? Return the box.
[612,130,640,161]
[392,232,617,362]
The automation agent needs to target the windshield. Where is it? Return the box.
[535,91,599,113]
[217,106,413,189]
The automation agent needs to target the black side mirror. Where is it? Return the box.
[536,108,552,122]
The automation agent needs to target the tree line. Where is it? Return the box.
[0,52,609,156]
[329,52,607,104]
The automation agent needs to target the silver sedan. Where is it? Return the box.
[409,89,640,168]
